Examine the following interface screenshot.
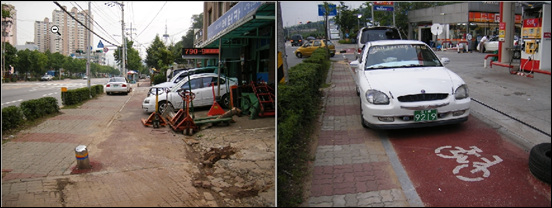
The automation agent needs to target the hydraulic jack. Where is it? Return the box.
[167,90,199,135]
[142,88,168,128]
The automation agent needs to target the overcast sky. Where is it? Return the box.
[280,1,365,27]
[4,1,204,65]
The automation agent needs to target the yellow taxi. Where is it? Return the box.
[294,39,336,58]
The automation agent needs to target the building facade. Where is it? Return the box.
[45,6,91,57]
[198,2,275,85]
[1,4,17,46]
[407,2,522,49]
[35,18,51,52]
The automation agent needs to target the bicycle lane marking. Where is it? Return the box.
[385,115,551,207]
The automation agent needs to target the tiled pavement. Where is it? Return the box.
[308,60,416,207]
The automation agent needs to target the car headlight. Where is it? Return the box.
[365,90,390,105]
[454,84,469,99]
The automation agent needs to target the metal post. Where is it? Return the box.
[121,1,126,76]
[86,1,91,96]
[371,3,374,26]
[75,145,91,169]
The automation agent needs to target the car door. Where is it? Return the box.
[171,77,203,109]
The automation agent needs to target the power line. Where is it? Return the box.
[135,1,167,39]
[53,1,120,47]
[72,2,121,45]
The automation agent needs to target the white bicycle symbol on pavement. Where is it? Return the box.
[435,145,503,182]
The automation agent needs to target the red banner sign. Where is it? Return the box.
[374,1,393,6]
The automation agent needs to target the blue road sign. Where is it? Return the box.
[97,40,104,49]
[374,6,394,11]
[318,4,337,16]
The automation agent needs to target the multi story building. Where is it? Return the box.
[46,6,92,57]
[35,18,52,52]
[1,4,17,46]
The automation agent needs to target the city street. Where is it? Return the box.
[1,78,109,108]
[298,41,551,206]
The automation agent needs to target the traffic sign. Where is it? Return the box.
[318,4,337,16]
[97,40,104,49]
[374,6,394,11]
[103,47,108,53]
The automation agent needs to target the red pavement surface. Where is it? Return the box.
[388,115,551,207]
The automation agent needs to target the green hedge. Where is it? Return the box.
[2,84,104,132]
[62,84,104,106]
[2,106,25,131]
[277,47,330,207]
[20,97,60,121]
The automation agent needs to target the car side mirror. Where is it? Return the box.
[350,60,360,72]
[440,57,450,65]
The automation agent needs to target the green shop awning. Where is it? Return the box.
[198,2,275,48]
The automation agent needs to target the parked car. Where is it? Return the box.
[355,26,403,59]
[105,77,131,95]
[142,73,237,114]
[83,75,88,80]
[290,34,304,47]
[41,74,53,81]
[147,66,219,97]
[482,36,519,52]
[350,40,470,129]
[294,39,336,58]
[306,36,316,41]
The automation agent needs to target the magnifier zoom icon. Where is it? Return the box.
[51,25,61,36]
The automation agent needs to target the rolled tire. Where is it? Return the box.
[528,142,551,184]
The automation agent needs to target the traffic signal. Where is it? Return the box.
[96,50,102,53]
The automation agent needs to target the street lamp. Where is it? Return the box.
[358,14,362,32]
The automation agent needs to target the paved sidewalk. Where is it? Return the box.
[2,80,216,207]
[307,61,417,207]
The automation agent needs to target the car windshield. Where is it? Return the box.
[365,44,442,70]
[361,29,401,44]
[109,77,126,83]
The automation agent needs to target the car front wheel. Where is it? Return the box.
[296,52,302,58]
[158,101,173,114]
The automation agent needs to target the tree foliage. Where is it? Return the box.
[145,35,173,75]
[113,38,144,75]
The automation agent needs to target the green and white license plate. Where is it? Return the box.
[414,109,437,122]
[113,84,119,87]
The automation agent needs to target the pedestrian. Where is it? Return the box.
[477,35,488,53]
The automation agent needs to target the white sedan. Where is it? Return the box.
[105,77,131,95]
[142,73,237,114]
[482,36,519,52]
[350,40,470,129]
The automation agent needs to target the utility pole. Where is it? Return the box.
[86,1,91,94]
[121,1,126,77]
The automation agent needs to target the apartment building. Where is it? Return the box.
[1,4,17,46]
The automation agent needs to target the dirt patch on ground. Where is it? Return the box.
[184,109,275,207]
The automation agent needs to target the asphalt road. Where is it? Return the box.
[1,78,110,108]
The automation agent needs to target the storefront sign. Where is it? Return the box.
[469,12,521,23]
[207,2,262,40]
[182,48,219,56]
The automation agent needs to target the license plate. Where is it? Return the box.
[414,109,437,122]
[113,84,119,87]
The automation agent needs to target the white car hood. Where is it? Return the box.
[152,81,175,88]
[363,67,463,96]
